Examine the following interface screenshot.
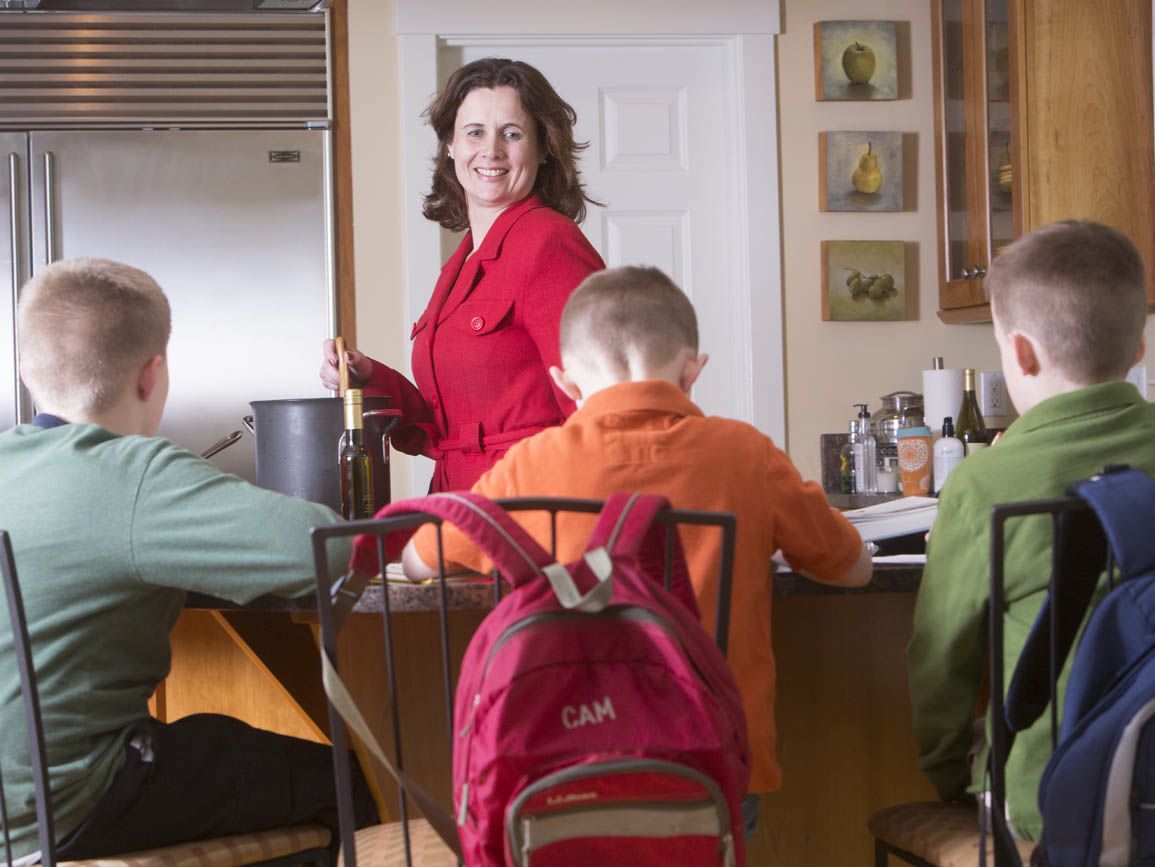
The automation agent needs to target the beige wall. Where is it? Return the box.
[345,0,1154,495]
[346,0,415,497]
[778,0,1001,481]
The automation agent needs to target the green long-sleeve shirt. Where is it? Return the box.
[0,422,353,859]
[908,381,1155,840]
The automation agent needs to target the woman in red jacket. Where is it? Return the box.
[321,58,604,492]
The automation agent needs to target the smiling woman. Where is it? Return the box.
[319,58,605,493]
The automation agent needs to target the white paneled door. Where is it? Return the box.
[444,40,750,423]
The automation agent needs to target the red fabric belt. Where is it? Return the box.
[429,422,548,458]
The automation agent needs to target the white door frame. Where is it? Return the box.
[394,6,786,495]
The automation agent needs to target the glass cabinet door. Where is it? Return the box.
[985,0,1014,259]
[940,0,971,283]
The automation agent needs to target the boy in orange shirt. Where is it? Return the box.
[402,265,872,836]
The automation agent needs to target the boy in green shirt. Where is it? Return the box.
[0,259,375,862]
[907,220,1155,840]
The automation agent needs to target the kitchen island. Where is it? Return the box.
[165,564,934,867]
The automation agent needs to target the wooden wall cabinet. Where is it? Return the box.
[931,0,1155,324]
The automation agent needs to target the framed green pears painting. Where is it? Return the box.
[821,240,918,322]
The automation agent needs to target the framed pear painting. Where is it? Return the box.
[819,131,913,212]
[821,240,917,322]
[814,20,899,101]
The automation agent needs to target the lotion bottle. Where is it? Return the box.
[933,416,964,495]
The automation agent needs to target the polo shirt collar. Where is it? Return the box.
[573,380,704,421]
[1001,381,1144,440]
[31,413,69,429]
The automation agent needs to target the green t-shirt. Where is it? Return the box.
[0,422,352,858]
[908,381,1155,840]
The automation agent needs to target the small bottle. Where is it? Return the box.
[852,403,878,493]
[956,368,988,456]
[933,416,965,494]
[840,420,858,493]
[339,388,376,520]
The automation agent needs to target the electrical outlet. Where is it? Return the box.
[978,370,1007,417]
[1126,363,1148,399]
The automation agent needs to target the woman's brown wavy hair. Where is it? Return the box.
[422,57,600,232]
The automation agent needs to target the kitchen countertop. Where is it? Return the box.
[185,562,923,613]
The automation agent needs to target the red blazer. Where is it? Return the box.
[364,195,604,492]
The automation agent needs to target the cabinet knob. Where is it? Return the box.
[973,266,987,278]
[961,266,974,278]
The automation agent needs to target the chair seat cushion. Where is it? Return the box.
[869,801,1036,867]
[338,820,457,867]
[53,823,332,867]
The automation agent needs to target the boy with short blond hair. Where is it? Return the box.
[908,220,1155,841]
[403,264,872,834]
[0,259,374,862]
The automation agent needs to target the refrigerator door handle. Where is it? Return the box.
[8,151,24,424]
[7,152,18,300]
[42,151,56,264]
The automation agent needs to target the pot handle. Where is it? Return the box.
[364,409,403,458]
[242,414,255,435]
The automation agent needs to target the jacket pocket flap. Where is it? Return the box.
[444,298,515,336]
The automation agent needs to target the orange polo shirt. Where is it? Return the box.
[412,380,862,793]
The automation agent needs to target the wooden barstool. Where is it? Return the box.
[869,801,1035,867]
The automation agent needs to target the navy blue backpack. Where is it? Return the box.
[989,467,1155,866]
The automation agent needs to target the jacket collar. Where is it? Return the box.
[1001,381,1144,440]
[571,380,704,422]
[435,194,544,324]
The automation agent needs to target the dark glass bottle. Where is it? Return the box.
[956,368,988,456]
[339,388,375,520]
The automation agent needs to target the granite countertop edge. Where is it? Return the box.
[186,564,922,613]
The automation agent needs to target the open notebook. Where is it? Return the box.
[842,496,938,543]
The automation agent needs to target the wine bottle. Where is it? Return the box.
[339,388,376,520]
[956,368,988,456]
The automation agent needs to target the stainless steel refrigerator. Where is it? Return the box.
[1,128,335,481]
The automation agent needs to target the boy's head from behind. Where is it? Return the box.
[19,258,171,431]
[986,220,1147,412]
[551,266,707,405]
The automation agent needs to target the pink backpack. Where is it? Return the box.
[355,491,751,867]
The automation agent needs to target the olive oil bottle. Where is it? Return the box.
[339,388,375,520]
[956,368,988,456]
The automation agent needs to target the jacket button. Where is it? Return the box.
[470,316,484,331]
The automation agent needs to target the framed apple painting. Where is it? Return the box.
[819,131,913,212]
[814,20,899,101]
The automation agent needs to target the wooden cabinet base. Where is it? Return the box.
[163,594,935,865]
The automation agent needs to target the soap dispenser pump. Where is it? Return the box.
[853,403,878,493]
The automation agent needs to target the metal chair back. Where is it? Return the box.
[310,497,737,867]
[0,529,58,867]
[987,494,1111,865]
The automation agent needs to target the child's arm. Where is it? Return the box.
[779,536,874,588]
[401,537,439,581]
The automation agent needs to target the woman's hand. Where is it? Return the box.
[320,339,373,390]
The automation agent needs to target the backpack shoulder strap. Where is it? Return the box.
[347,491,555,585]
[1070,467,1155,579]
[583,492,699,617]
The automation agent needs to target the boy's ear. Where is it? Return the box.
[549,365,583,402]
[137,354,165,401]
[1132,334,1147,367]
[679,353,709,393]
[1011,332,1041,378]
